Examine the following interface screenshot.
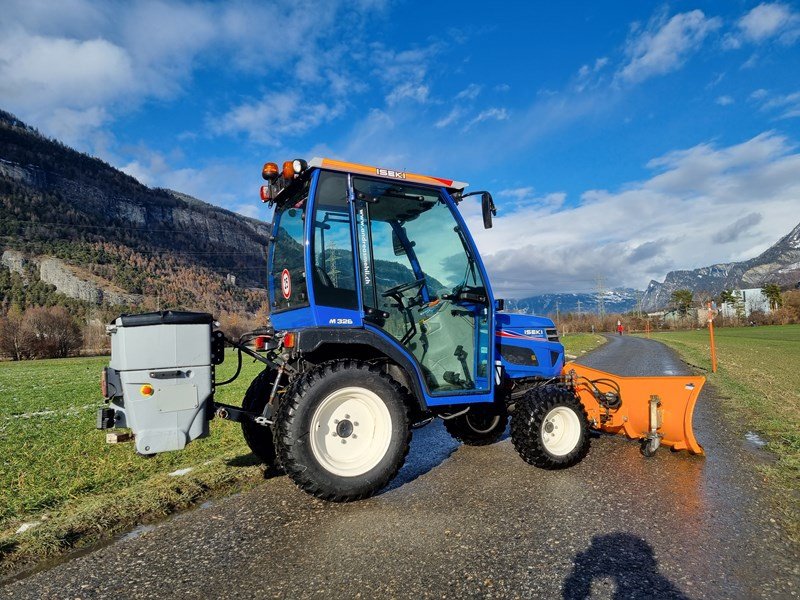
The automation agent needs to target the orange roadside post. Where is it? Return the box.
[707,302,718,373]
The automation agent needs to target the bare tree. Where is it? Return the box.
[20,306,83,359]
[0,305,26,360]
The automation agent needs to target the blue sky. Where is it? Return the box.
[1,0,799,295]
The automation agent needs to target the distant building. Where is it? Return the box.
[720,288,771,318]
[225,273,237,286]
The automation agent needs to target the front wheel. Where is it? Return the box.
[510,385,590,469]
[274,360,411,501]
[444,409,508,446]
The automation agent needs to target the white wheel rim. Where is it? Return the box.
[541,406,581,456]
[309,387,392,477]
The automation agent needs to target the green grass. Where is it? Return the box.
[561,332,607,357]
[0,332,608,572]
[0,350,266,573]
[642,325,800,541]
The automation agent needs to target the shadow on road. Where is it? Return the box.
[562,532,689,599]
[380,421,460,493]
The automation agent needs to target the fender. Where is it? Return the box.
[295,327,428,411]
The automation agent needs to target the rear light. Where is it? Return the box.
[254,336,267,351]
[260,185,271,202]
[282,332,295,348]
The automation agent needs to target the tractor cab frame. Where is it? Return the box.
[265,158,514,413]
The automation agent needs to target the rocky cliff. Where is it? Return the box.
[0,109,271,313]
[641,221,800,311]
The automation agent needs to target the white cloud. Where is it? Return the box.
[210,92,344,144]
[455,84,482,100]
[0,0,387,150]
[716,95,735,106]
[759,90,800,118]
[738,2,799,42]
[724,3,800,49]
[386,83,430,106]
[465,132,800,296]
[0,33,134,110]
[618,10,722,83]
[463,107,509,131]
[435,106,466,129]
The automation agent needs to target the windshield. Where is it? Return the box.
[354,177,482,308]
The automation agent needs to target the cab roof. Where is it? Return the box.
[309,157,468,192]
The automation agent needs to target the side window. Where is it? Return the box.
[270,182,309,311]
[312,172,358,309]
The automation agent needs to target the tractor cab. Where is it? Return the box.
[263,158,511,407]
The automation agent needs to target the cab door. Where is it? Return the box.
[352,176,491,396]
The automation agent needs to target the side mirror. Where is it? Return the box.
[481,192,496,229]
[495,298,505,312]
[462,190,497,229]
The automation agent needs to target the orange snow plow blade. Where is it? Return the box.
[563,363,705,455]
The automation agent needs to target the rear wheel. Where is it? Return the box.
[241,369,277,465]
[511,385,590,469]
[444,409,508,446]
[274,360,411,501]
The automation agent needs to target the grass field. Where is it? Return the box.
[0,351,265,571]
[560,332,606,357]
[643,324,799,540]
[0,335,605,571]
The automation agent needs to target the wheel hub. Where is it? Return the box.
[336,419,354,438]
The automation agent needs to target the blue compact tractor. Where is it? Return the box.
[99,157,704,501]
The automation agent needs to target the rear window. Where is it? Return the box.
[269,181,309,312]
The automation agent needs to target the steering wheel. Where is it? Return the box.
[381,278,426,298]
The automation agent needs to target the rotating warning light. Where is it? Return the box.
[262,162,279,181]
[282,161,294,179]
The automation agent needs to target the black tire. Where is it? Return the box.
[241,369,277,465]
[444,409,508,446]
[274,360,411,502]
[511,385,590,469]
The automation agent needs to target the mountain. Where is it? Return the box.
[641,222,800,311]
[507,288,640,315]
[0,109,271,317]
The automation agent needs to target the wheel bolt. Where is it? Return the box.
[332,432,338,437]
[344,414,350,419]
[334,419,339,424]
[341,439,346,444]
[354,422,359,427]
[352,434,358,439]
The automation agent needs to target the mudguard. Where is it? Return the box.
[564,362,705,455]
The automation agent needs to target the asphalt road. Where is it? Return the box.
[3,335,799,599]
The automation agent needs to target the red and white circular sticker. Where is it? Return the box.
[281,269,292,299]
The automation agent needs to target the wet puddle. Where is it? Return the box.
[744,431,767,448]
